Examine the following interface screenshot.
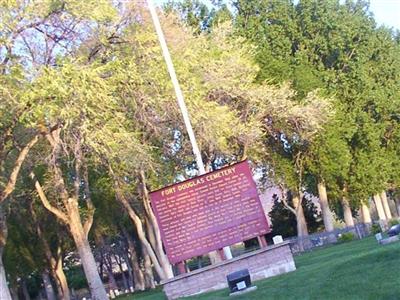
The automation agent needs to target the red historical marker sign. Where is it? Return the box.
[149,160,270,264]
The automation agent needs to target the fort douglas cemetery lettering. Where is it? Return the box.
[150,160,270,264]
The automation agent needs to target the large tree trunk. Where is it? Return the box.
[110,174,166,281]
[33,131,106,299]
[21,278,31,300]
[396,196,400,218]
[144,219,157,258]
[144,216,174,278]
[380,191,392,220]
[292,195,308,237]
[42,270,56,300]
[341,196,354,227]
[67,203,107,300]
[141,244,156,289]
[33,211,70,300]
[54,252,70,300]
[373,193,386,221]
[0,208,12,300]
[121,227,145,291]
[105,256,118,293]
[115,254,128,291]
[120,250,134,291]
[317,180,334,232]
[292,194,308,252]
[9,286,18,300]
[360,201,372,224]
[0,247,11,300]
[139,171,173,278]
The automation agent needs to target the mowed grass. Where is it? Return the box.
[119,237,400,300]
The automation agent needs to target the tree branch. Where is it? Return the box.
[30,172,69,224]
[278,184,296,215]
[0,135,39,203]
[82,163,95,238]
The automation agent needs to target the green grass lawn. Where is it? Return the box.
[119,237,400,300]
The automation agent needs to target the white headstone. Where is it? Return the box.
[273,235,283,244]
[375,233,383,241]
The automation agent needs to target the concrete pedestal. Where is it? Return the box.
[162,242,296,300]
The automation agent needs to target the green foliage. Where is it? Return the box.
[164,0,232,34]
[234,0,400,206]
[338,232,355,243]
[388,219,400,227]
[371,224,382,235]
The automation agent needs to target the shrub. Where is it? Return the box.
[338,232,355,243]
[389,219,400,227]
[371,223,382,234]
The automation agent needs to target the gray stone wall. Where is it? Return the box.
[162,242,295,300]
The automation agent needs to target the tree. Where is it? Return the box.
[234,0,400,229]
[269,193,323,238]
[26,61,126,299]
[0,72,39,300]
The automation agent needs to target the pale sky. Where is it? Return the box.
[154,0,400,30]
[369,0,400,30]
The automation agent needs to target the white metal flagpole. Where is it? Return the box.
[146,0,233,260]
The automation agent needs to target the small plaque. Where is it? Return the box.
[273,235,283,244]
[236,281,247,290]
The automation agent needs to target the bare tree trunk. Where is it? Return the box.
[67,203,108,300]
[396,196,400,218]
[292,194,308,252]
[373,193,386,221]
[48,258,65,299]
[292,195,308,237]
[317,180,334,232]
[120,250,134,291]
[0,135,39,204]
[10,286,18,300]
[21,278,31,300]
[109,170,166,281]
[32,207,70,300]
[341,196,354,227]
[360,201,372,224]
[141,244,155,289]
[115,254,128,291]
[42,270,56,300]
[144,219,157,258]
[32,130,107,300]
[0,208,12,300]
[104,256,118,293]
[380,191,392,220]
[0,247,11,300]
[139,171,173,278]
[121,227,145,291]
[54,254,69,300]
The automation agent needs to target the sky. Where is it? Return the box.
[369,0,400,30]
[154,0,400,30]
